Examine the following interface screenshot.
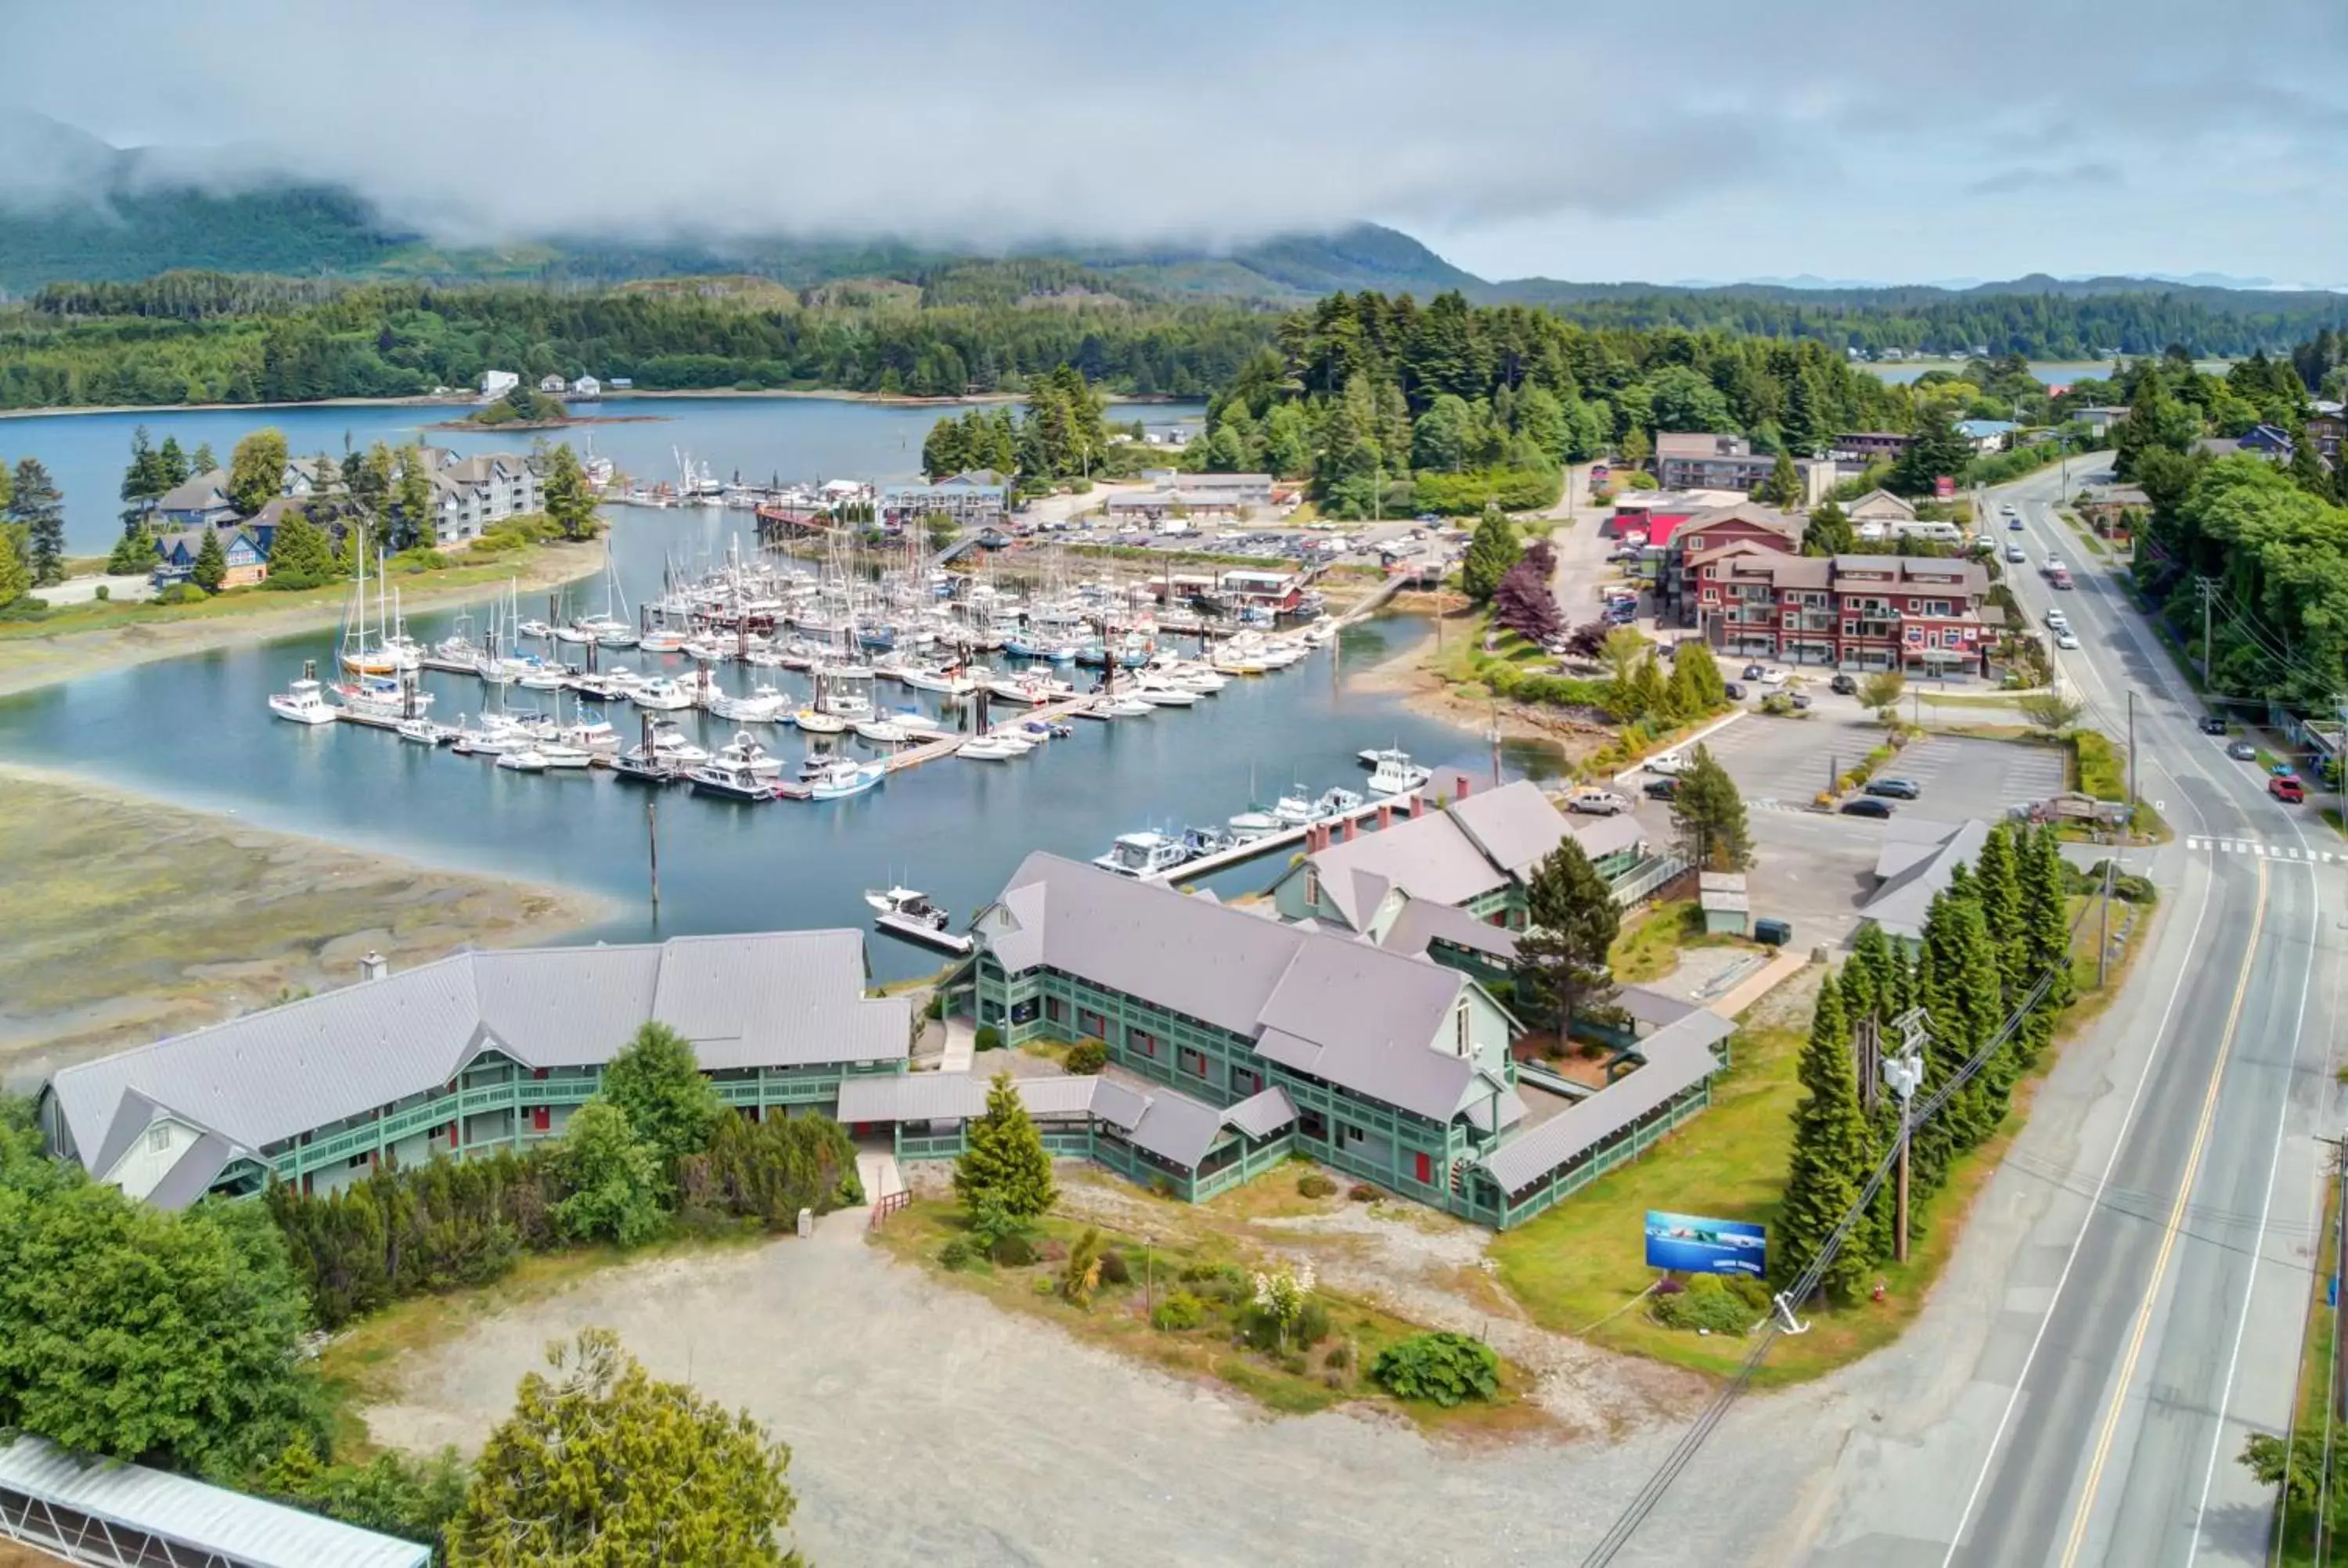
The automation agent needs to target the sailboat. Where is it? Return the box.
[338,548,420,675]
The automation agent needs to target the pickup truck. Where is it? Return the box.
[1565,786,1632,816]
[2048,567,2074,590]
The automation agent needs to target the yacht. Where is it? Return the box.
[899,664,978,698]
[1315,786,1366,818]
[808,758,886,800]
[268,665,338,725]
[397,717,454,745]
[866,887,973,955]
[1133,681,1200,707]
[1093,830,1190,879]
[1366,753,1430,796]
[557,717,621,754]
[630,676,694,712]
[1181,825,1237,859]
[536,742,594,769]
[495,747,549,772]
[708,683,791,723]
[688,757,779,801]
[1269,793,1321,827]
[712,732,784,779]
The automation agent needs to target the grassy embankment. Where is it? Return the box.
[1489,890,2152,1385]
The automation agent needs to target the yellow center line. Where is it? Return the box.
[2058,857,2270,1568]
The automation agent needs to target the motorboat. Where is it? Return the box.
[960,737,1026,761]
[855,719,910,745]
[557,718,620,753]
[899,665,978,698]
[1133,682,1200,707]
[1269,793,1321,827]
[517,617,553,639]
[808,758,886,800]
[1359,746,1413,769]
[1227,808,1281,838]
[631,677,694,711]
[516,661,569,692]
[422,631,484,674]
[1093,830,1190,879]
[1211,646,1269,675]
[794,707,848,735]
[712,732,784,779]
[268,667,338,725]
[886,708,945,738]
[495,747,549,772]
[638,627,690,654]
[397,717,454,745]
[1104,695,1154,718]
[536,742,594,769]
[867,887,974,955]
[1181,825,1237,858]
[708,684,791,723]
[689,757,780,801]
[1366,753,1430,796]
[1315,786,1366,818]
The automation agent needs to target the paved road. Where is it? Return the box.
[1795,459,2341,1567]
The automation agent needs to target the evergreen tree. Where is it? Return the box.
[227,428,289,516]
[1514,838,1620,1039]
[1756,451,1805,508]
[1799,499,1857,557]
[599,1021,725,1173]
[1910,883,2005,1202]
[1460,509,1521,602]
[1669,744,1753,871]
[0,524,31,605]
[953,1071,1055,1220]
[191,527,228,592]
[391,444,435,552]
[540,444,598,540]
[262,509,335,589]
[1777,973,1875,1303]
[7,459,65,587]
[191,441,218,474]
[1892,414,1974,496]
[549,1102,664,1246]
[156,434,192,488]
[1669,641,1728,710]
[2016,823,2076,1055]
[1972,822,2027,1004]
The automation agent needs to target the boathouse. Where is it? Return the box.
[931,853,1726,1228]
[38,933,910,1209]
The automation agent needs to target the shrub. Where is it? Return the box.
[1064,1038,1108,1075]
[974,1024,1003,1052]
[1151,1290,1205,1331]
[990,1232,1036,1268]
[938,1236,973,1271]
[1032,1275,1057,1296]
[1296,1300,1331,1348]
[1370,1332,1501,1407]
[1347,1183,1377,1203]
[0,594,51,620]
[2073,731,2127,802]
[1653,1271,1760,1334]
[1296,1173,1338,1199]
[924,993,945,1020]
[1725,1273,1774,1314]
[1323,1340,1352,1370]
[1098,1247,1130,1286]
[93,584,110,601]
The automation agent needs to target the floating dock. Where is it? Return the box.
[1146,789,1422,884]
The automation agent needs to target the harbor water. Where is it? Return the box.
[0,502,1547,982]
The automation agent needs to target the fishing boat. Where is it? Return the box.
[630,676,694,711]
[711,732,784,779]
[1366,752,1430,796]
[556,717,621,754]
[855,719,909,745]
[268,663,339,725]
[397,717,454,745]
[688,757,780,801]
[1359,746,1413,769]
[869,888,974,955]
[1315,786,1366,818]
[613,721,708,782]
[495,747,549,772]
[1093,830,1190,879]
[899,664,978,698]
[794,707,847,735]
[808,758,886,800]
[960,737,1025,761]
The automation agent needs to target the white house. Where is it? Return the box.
[568,374,602,400]
[478,369,520,403]
[537,373,567,394]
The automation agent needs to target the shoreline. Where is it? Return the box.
[0,759,614,1089]
[1344,600,1602,763]
[0,536,607,701]
[0,387,1196,423]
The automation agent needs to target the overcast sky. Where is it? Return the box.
[5,0,2346,288]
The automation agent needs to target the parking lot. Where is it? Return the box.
[1646,715,2070,822]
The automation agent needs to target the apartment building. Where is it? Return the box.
[1689,543,1991,672]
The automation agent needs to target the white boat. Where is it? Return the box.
[268,667,338,725]
[794,707,847,735]
[1133,682,1200,707]
[713,731,784,779]
[1093,830,1190,879]
[537,742,594,769]
[1227,808,1281,837]
[873,899,974,955]
[960,738,1025,761]
[1258,641,1308,669]
[864,883,924,915]
[708,684,791,723]
[688,758,778,801]
[638,627,690,654]
[900,665,978,698]
[516,661,569,692]
[855,719,910,745]
[397,717,453,745]
[887,709,945,738]
[1211,646,1269,675]
[1316,786,1366,818]
[1104,695,1154,718]
[631,677,693,711]
[517,617,553,639]
[808,759,886,800]
[1366,753,1430,796]
[495,748,549,772]
[557,718,620,753]
[1269,793,1320,827]
[1359,746,1413,769]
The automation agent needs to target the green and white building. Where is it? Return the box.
[39,933,911,1210]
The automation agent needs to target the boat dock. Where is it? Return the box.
[1147,789,1421,885]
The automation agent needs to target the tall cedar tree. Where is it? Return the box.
[598,1021,725,1172]
[449,1329,801,1567]
[1758,451,1805,509]
[1492,556,1562,643]
[391,445,434,552]
[1460,511,1522,602]
[1669,744,1754,871]
[1800,500,1857,556]
[262,509,336,589]
[1776,972,1876,1304]
[540,444,597,540]
[1667,640,1728,713]
[954,1070,1057,1219]
[1514,838,1620,1039]
[1909,879,2006,1207]
[191,527,228,592]
[7,458,65,587]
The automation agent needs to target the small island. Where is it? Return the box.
[429,383,661,431]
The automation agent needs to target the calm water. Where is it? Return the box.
[0,396,1191,555]
[0,502,1544,981]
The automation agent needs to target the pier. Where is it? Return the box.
[1147,789,1423,884]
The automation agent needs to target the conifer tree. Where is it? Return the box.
[954,1071,1056,1220]
[1777,973,1875,1303]
[191,527,228,592]
[1669,744,1753,871]
[1910,884,2005,1199]
[7,458,65,587]
[1460,509,1522,602]
[261,509,335,589]
[1514,837,1620,1039]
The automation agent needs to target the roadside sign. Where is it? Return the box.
[1645,1210,1766,1277]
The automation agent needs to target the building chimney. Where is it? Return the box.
[360,951,389,982]
[1456,775,1472,799]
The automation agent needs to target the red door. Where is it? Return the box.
[1414,1152,1432,1185]
[531,1106,551,1133]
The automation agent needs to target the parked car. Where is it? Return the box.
[2227,740,2258,761]
[1723,681,1747,699]
[1646,752,1693,776]
[1644,776,1683,800]
[1741,664,1766,680]
[1786,691,1813,710]
[2198,715,2228,735]
[1840,797,1895,818]
[1565,786,1632,816]
[1757,667,1788,685]
[2055,631,2080,649]
[1830,672,1859,696]
[1864,777,1922,800]
[2271,775,2307,804]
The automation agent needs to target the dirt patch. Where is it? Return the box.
[0,764,608,1088]
[1345,619,1612,761]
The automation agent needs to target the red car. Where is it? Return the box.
[2271,774,2307,804]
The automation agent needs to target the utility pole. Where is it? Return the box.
[2316,1132,2348,1567]
[1882,1007,1929,1264]
[2096,854,2114,988]
[2127,689,2138,842]
[2197,577,2216,685]
[646,796,661,912]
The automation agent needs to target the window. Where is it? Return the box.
[1304,869,1321,908]
[1129,1027,1158,1059]
[1230,1066,1262,1096]
[1454,1005,1471,1056]
[1341,1122,1367,1146]
[1079,1008,1107,1037]
[146,1124,171,1153]
[1178,1048,1207,1078]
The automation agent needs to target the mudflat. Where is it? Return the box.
[0,764,610,1090]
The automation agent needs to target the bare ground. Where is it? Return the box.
[0,764,609,1088]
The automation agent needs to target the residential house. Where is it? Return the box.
[1834,431,1914,463]
[1954,419,2021,452]
[38,932,909,1210]
[478,369,520,402]
[878,469,1008,528]
[2192,423,2295,463]
[608,376,634,390]
[152,469,237,529]
[2067,405,2131,437]
[1845,487,1917,524]
[150,527,268,588]
[279,455,346,498]
[935,853,1727,1228]
[1654,433,1831,501]
[428,452,542,543]
[538,372,568,394]
[1688,545,1990,671]
[569,374,603,400]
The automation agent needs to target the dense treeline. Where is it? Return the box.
[0,272,1277,409]
[1194,290,1911,516]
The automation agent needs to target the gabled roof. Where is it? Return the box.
[1479,1010,1730,1192]
[1864,817,1990,940]
[47,932,906,1203]
[155,469,231,513]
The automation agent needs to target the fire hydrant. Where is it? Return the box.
[1871,1278,1888,1304]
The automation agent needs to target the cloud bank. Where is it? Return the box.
[3,0,2345,283]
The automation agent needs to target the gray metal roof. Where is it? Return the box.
[1449,781,1575,877]
[1864,818,1990,940]
[0,1435,430,1568]
[1612,984,1702,1030]
[1298,813,1507,929]
[1572,814,1648,863]
[1221,1084,1298,1140]
[1125,1084,1229,1167]
[48,933,906,1203]
[1479,1012,1727,1193]
[1377,898,1520,962]
[836,1073,989,1124]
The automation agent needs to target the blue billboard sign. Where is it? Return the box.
[1644,1210,1766,1278]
